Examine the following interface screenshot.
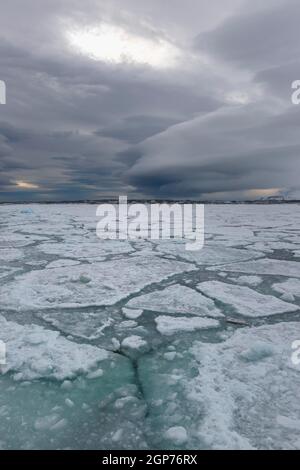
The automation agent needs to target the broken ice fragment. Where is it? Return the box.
[122,307,143,319]
[155,316,220,336]
[121,336,148,352]
[273,278,300,299]
[164,426,188,446]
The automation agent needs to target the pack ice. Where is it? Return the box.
[0,203,300,450]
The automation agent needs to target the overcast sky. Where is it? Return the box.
[0,0,300,201]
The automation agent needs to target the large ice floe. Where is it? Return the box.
[0,315,109,381]
[208,258,300,278]
[0,203,300,449]
[126,285,223,318]
[154,316,220,335]
[197,281,298,317]
[272,278,300,300]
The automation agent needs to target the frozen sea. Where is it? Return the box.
[0,203,300,450]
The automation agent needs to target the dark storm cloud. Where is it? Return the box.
[0,0,299,201]
[125,102,300,197]
[95,116,182,144]
[125,0,300,199]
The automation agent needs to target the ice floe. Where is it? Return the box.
[0,315,109,381]
[122,308,143,320]
[155,316,220,336]
[233,275,263,287]
[45,259,81,269]
[197,281,298,317]
[208,259,300,278]
[37,239,134,260]
[121,336,148,352]
[0,248,24,262]
[272,278,300,299]
[126,285,223,318]
[164,426,188,445]
[38,309,115,340]
[156,242,261,266]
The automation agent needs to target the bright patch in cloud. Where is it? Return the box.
[225,91,250,105]
[15,181,39,190]
[67,24,179,68]
[246,188,282,198]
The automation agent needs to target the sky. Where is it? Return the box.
[0,0,300,202]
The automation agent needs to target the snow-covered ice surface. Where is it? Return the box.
[0,314,109,381]
[197,281,298,317]
[154,316,220,335]
[0,203,300,450]
[0,255,196,311]
[272,278,300,299]
[126,285,223,318]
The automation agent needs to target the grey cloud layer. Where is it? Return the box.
[0,0,299,201]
